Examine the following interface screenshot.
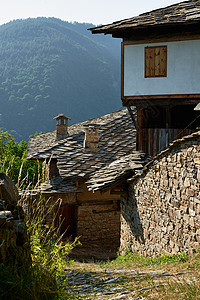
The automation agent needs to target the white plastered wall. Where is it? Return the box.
[124,39,200,96]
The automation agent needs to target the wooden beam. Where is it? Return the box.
[166,107,171,129]
[123,94,200,100]
[123,34,200,45]
[137,108,143,151]
[77,199,115,206]
[113,22,200,40]
[122,97,200,107]
[92,208,120,214]
[99,178,129,193]
[121,42,124,100]
[110,190,128,195]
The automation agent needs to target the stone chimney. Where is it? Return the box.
[54,114,71,140]
[84,125,99,150]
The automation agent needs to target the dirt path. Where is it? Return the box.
[65,261,199,299]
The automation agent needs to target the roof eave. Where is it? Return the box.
[89,19,200,38]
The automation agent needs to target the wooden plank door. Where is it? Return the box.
[55,205,76,239]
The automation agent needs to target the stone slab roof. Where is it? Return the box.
[28,109,137,181]
[38,177,82,194]
[20,177,82,195]
[89,0,200,35]
[87,152,150,192]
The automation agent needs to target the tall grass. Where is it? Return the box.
[0,162,78,299]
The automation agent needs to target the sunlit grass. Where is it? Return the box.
[101,250,192,269]
[0,160,78,299]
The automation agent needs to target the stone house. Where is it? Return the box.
[27,109,148,258]
[89,0,200,255]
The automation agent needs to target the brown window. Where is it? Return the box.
[145,46,167,78]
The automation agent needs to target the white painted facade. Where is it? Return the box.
[123,39,200,97]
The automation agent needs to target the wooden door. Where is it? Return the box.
[55,205,76,239]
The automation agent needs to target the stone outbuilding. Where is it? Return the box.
[27,109,148,258]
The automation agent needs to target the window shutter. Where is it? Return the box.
[159,46,167,77]
[145,46,167,78]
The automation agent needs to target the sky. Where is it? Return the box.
[1,0,182,26]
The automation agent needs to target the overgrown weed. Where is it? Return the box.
[0,158,79,299]
[0,192,79,299]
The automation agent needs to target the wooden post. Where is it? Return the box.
[166,107,171,129]
[137,108,143,151]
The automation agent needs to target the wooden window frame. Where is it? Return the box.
[145,46,167,78]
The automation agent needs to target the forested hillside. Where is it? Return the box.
[0,18,121,140]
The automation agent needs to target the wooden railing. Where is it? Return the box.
[138,128,196,156]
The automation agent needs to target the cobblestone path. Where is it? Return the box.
[65,261,199,299]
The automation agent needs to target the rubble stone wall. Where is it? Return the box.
[0,173,31,266]
[77,203,120,254]
[120,132,200,256]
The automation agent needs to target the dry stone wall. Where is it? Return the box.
[0,173,31,267]
[120,132,200,256]
[77,203,120,257]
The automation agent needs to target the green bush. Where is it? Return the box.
[0,129,42,187]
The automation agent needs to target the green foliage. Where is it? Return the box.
[0,17,121,141]
[0,194,78,299]
[0,131,77,299]
[26,197,74,278]
[102,251,189,268]
[148,252,188,265]
[0,129,42,186]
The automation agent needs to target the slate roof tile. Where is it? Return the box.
[28,109,138,185]
[89,0,200,35]
[21,177,82,195]
[87,152,150,192]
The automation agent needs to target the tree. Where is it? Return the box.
[0,130,42,187]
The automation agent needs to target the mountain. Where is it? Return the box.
[0,18,121,140]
